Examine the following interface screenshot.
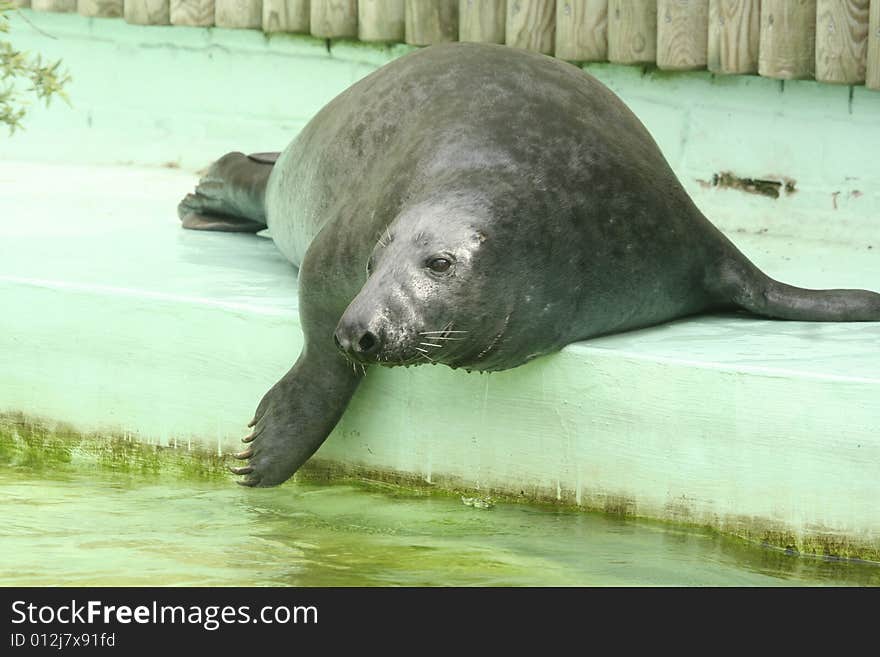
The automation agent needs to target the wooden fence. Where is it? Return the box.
[15,1,880,90]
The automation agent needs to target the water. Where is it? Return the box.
[1,468,877,586]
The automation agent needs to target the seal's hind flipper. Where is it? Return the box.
[177,151,274,232]
[179,205,267,233]
[247,152,280,165]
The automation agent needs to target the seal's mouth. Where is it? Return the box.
[385,326,471,368]
[392,314,511,371]
[336,322,472,369]
[471,313,509,363]
[406,325,470,367]
[335,304,514,372]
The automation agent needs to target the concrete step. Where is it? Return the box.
[2,161,878,560]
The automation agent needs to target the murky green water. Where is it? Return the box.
[1,468,877,586]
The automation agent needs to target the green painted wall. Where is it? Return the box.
[5,11,879,246]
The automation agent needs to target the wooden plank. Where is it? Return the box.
[124,0,170,24]
[170,0,214,26]
[264,1,309,32]
[555,0,607,61]
[657,0,708,70]
[607,0,656,64]
[78,0,123,17]
[405,0,458,45]
[215,0,261,27]
[758,0,817,80]
[506,0,555,53]
[359,0,405,41]
[310,0,358,38]
[815,0,869,84]
[869,0,880,89]
[31,0,77,11]
[707,0,760,74]
[459,0,506,43]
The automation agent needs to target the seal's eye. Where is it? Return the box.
[426,257,452,273]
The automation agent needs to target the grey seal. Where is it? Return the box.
[178,42,880,487]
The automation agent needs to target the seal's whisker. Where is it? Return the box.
[414,348,436,362]
[420,330,468,334]
[420,342,442,348]
[423,336,464,341]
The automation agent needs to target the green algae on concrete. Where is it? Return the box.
[0,411,228,481]
[297,458,880,566]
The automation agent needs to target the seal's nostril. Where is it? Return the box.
[357,331,378,354]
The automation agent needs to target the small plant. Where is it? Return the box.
[1,2,71,134]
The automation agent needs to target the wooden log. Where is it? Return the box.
[758,0,817,80]
[124,0,170,24]
[31,0,77,11]
[869,0,880,89]
[78,0,123,17]
[459,0,506,43]
[170,0,214,26]
[607,0,656,64]
[555,0,607,61]
[215,0,261,27]
[359,0,405,41]
[657,0,708,70]
[707,0,759,74]
[505,0,555,53]
[405,0,458,45]
[310,0,357,38]
[264,1,309,32]
[815,0,869,84]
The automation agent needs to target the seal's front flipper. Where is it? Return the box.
[178,151,275,232]
[231,350,362,487]
[229,219,365,487]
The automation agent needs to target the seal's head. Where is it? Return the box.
[333,198,536,372]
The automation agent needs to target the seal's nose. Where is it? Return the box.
[356,330,379,355]
[334,325,381,359]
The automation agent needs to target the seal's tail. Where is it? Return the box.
[712,257,880,321]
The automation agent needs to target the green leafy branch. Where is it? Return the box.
[1,2,71,134]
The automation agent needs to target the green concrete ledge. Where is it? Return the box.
[2,12,879,561]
